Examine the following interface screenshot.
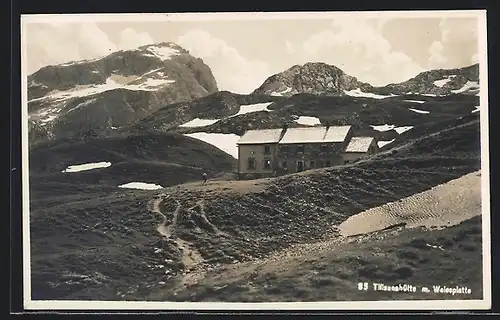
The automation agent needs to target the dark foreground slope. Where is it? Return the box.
[29,115,481,300]
[163,215,483,302]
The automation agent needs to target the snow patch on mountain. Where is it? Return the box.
[271,87,292,97]
[344,88,396,99]
[378,139,395,148]
[145,45,180,61]
[371,124,414,134]
[29,73,175,104]
[404,100,426,104]
[231,102,273,117]
[433,75,456,87]
[395,126,414,134]
[451,81,480,94]
[294,116,321,126]
[184,132,240,158]
[179,102,273,128]
[118,182,163,190]
[409,108,430,114]
[62,161,112,173]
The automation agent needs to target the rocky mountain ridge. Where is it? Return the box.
[27,42,219,144]
[253,62,480,98]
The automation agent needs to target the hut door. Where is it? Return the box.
[297,161,304,172]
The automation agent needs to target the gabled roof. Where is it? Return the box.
[237,128,284,145]
[278,127,327,144]
[345,137,375,153]
[324,125,352,143]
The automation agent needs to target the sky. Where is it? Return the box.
[23,12,482,94]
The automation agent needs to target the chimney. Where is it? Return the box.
[279,122,289,141]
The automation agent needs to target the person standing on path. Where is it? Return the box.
[202,172,208,184]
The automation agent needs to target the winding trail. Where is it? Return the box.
[149,194,206,288]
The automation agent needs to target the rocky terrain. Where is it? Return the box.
[27,42,218,145]
[253,62,479,97]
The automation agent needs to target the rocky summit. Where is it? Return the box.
[27,42,218,145]
[252,62,480,98]
[252,62,371,97]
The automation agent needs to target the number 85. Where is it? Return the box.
[358,282,368,290]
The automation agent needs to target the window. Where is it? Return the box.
[296,145,305,153]
[325,160,331,167]
[310,160,316,169]
[247,157,256,170]
[297,161,304,172]
[280,145,289,153]
[264,145,271,154]
[320,144,328,153]
[282,161,288,169]
[264,158,272,169]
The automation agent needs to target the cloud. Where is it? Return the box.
[117,28,155,50]
[285,40,295,55]
[295,17,424,85]
[25,22,117,74]
[176,29,270,94]
[471,53,479,64]
[25,22,156,74]
[428,17,478,69]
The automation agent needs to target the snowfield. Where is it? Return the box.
[230,102,273,117]
[29,74,176,104]
[433,75,457,87]
[294,116,321,126]
[271,87,292,96]
[371,124,414,134]
[404,100,426,104]
[377,139,395,148]
[344,88,397,99]
[179,102,273,128]
[451,81,480,94]
[394,126,414,134]
[62,162,111,173]
[184,132,241,158]
[118,182,163,190]
[145,45,180,60]
[338,171,481,237]
[409,108,430,114]
[371,124,396,132]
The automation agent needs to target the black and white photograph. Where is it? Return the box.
[21,11,491,310]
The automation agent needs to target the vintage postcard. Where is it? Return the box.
[21,10,490,311]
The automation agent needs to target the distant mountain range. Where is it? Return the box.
[252,62,479,97]
[26,42,480,146]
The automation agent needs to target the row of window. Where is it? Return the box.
[247,158,271,170]
[246,158,333,170]
[249,144,335,156]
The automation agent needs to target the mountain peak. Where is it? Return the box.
[252,61,366,97]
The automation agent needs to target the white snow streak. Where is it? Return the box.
[118,182,163,190]
[62,161,111,173]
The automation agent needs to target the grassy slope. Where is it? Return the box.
[29,116,481,300]
[161,216,482,302]
[28,132,237,190]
